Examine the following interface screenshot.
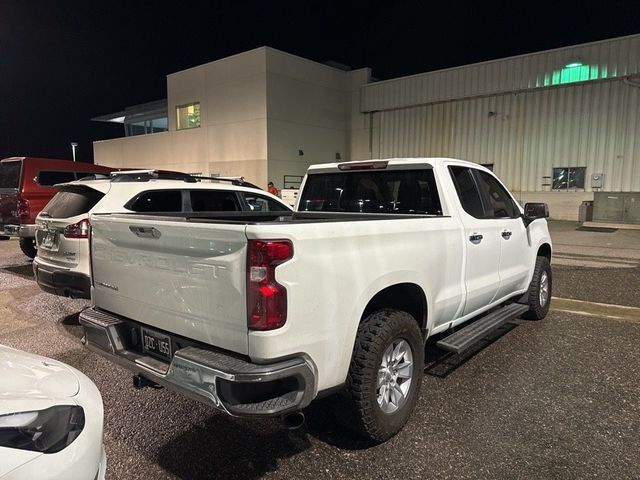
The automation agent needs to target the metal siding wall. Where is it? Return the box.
[372,79,640,193]
[361,35,640,112]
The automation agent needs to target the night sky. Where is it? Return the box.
[2,0,639,163]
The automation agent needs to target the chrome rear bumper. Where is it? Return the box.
[79,307,316,416]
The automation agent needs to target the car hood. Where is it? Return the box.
[0,345,80,406]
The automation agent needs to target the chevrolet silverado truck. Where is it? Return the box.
[80,158,552,442]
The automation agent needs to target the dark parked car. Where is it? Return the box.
[0,157,115,258]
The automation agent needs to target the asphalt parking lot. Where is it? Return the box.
[1,221,639,480]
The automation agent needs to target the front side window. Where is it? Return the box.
[552,167,586,190]
[241,193,289,212]
[299,169,442,215]
[37,171,76,186]
[474,171,519,218]
[189,190,240,211]
[128,190,182,212]
[448,166,485,218]
[176,102,201,130]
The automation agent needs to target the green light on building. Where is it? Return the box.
[550,63,605,86]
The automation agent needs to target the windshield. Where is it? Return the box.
[298,169,442,215]
[0,161,21,189]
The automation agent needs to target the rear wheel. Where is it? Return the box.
[19,237,37,259]
[333,309,424,443]
[522,256,552,320]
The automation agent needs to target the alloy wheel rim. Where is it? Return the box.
[539,271,549,307]
[376,339,414,414]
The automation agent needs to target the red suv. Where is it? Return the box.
[0,157,115,258]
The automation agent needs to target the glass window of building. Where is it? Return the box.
[176,102,201,130]
[552,167,586,190]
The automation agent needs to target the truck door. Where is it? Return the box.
[448,166,501,316]
[473,170,531,300]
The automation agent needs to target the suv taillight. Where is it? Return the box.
[64,219,90,239]
[247,240,293,330]
[16,196,30,221]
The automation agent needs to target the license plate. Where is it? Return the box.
[42,230,58,249]
[141,327,172,360]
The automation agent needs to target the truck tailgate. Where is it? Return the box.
[90,214,249,354]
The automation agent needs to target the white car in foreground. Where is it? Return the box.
[0,345,105,480]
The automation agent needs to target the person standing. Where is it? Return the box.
[267,181,279,196]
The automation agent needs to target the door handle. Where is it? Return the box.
[501,230,512,239]
[129,226,162,239]
[469,233,483,242]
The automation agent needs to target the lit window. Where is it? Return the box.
[176,102,201,130]
[552,167,586,190]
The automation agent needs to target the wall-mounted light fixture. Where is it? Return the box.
[335,152,342,160]
[298,149,304,156]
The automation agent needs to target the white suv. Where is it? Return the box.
[33,171,291,299]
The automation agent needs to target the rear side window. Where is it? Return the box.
[0,161,21,189]
[189,190,240,211]
[299,169,442,214]
[241,193,289,212]
[37,171,76,186]
[448,166,485,218]
[41,187,105,218]
[128,190,182,212]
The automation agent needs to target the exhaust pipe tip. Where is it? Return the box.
[281,411,305,431]
[133,374,161,390]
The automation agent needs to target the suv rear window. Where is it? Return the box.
[42,186,105,218]
[0,161,21,189]
[299,169,442,214]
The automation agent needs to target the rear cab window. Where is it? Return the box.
[41,186,105,218]
[37,171,77,186]
[299,169,442,215]
[0,161,22,189]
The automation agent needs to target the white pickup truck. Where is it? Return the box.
[80,158,552,442]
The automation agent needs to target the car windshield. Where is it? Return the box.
[298,169,442,215]
[41,186,105,218]
[0,161,21,189]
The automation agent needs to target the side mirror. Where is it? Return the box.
[522,202,549,227]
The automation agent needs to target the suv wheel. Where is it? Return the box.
[19,237,37,259]
[333,309,424,443]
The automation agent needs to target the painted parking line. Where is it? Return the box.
[551,297,640,323]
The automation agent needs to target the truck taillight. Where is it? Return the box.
[64,219,90,239]
[16,196,30,221]
[247,240,293,331]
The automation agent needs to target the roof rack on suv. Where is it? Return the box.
[109,170,261,189]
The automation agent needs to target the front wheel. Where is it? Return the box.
[19,237,37,259]
[522,256,552,320]
[333,309,424,443]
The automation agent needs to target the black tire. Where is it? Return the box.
[19,237,37,259]
[333,309,424,443]
[522,256,552,320]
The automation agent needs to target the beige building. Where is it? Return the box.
[94,36,640,222]
[94,47,370,190]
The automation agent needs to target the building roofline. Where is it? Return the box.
[366,32,640,87]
